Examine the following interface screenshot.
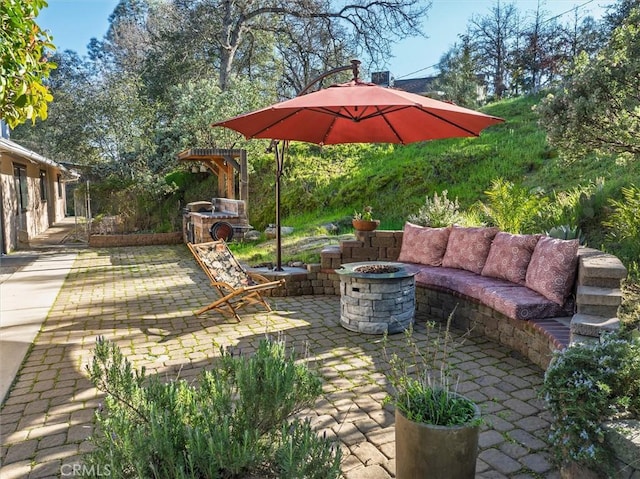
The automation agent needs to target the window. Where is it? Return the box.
[57,174,63,198]
[40,170,48,202]
[13,164,28,211]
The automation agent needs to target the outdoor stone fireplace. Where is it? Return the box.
[337,261,416,334]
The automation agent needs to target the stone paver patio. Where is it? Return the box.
[1,245,560,478]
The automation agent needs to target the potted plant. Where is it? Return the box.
[383,312,481,479]
[352,206,380,231]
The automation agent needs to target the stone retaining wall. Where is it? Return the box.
[603,419,640,478]
[415,287,570,369]
[257,265,340,297]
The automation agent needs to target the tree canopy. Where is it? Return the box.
[432,34,483,107]
[0,0,56,127]
[537,5,640,160]
[12,0,432,179]
[96,0,430,98]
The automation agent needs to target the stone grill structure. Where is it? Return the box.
[338,262,416,334]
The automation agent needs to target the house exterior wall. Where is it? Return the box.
[0,158,20,251]
[0,144,71,253]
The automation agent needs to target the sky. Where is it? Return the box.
[37,0,608,81]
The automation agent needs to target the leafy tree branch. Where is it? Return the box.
[0,0,56,127]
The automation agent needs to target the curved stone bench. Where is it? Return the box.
[251,229,627,370]
[317,230,627,369]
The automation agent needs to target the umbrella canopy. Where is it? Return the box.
[214,79,504,145]
[214,76,504,270]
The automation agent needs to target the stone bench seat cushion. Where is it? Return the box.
[481,232,541,285]
[413,265,569,320]
[485,286,570,320]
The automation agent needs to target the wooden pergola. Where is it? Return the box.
[177,148,248,205]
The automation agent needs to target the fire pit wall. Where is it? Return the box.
[337,262,416,334]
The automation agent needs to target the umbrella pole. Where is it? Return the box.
[274,141,285,271]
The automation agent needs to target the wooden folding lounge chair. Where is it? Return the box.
[188,240,285,321]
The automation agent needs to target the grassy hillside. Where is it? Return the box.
[247,94,639,235]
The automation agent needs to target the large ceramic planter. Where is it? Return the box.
[395,402,481,479]
[352,219,380,231]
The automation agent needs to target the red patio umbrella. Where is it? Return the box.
[214,68,504,269]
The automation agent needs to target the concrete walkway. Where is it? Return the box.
[0,217,85,402]
[1,242,561,479]
[0,252,77,403]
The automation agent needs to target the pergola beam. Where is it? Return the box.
[177,148,248,204]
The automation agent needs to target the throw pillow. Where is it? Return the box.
[525,236,579,305]
[441,226,500,274]
[397,222,451,266]
[481,232,541,285]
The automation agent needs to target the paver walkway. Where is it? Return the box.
[1,245,559,478]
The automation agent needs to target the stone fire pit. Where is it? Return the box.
[337,261,416,334]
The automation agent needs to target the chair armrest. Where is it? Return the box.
[247,272,285,286]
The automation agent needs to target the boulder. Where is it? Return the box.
[244,230,262,241]
[265,225,294,239]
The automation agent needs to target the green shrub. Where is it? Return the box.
[541,333,640,476]
[84,337,341,479]
[87,175,180,234]
[604,185,640,268]
[408,190,463,227]
[480,178,547,233]
[540,178,605,233]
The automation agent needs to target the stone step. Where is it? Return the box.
[576,285,624,305]
[576,285,623,318]
[570,313,620,337]
[578,275,626,289]
[577,303,621,318]
[569,332,601,346]
[577,248,627,289]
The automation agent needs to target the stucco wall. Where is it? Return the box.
[0,151,69,252]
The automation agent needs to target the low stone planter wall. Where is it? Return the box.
[255,264,340,297]
[89,232,183,247]
[560,419,640,479]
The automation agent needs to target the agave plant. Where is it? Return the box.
[546,224,586,245]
